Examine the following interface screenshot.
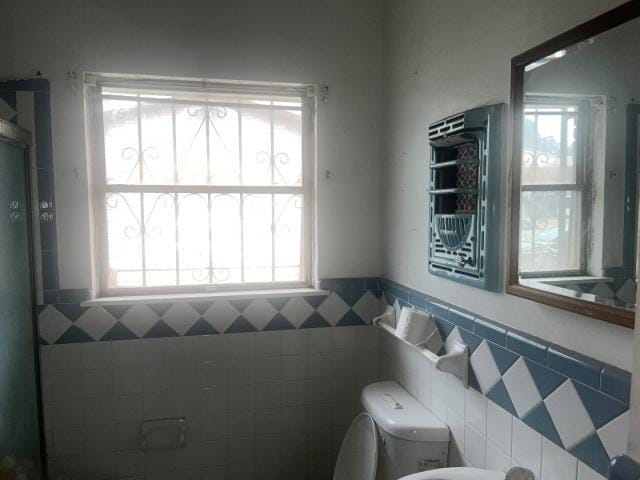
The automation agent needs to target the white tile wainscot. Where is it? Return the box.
[378,332,609,480]
[41,326,379,480]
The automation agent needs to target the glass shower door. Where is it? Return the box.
[0,139,43,479]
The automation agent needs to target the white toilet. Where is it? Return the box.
[333,380,513,480]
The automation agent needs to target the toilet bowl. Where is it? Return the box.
[398,467,534,480]
[398,467,505,480]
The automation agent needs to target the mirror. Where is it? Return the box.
[508,2,640,327]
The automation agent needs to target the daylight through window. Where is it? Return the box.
[90,81,313,292]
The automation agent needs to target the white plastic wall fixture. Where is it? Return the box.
[373,307,470,388]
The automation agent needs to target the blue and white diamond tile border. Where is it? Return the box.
[38,278,385,345]
[378,278,631,478]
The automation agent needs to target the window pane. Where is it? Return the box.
[522,111,577,185]
[105,193,143,287]
[140,103,175,184]
[175,105,208,184]
[242,109,272,186]
[243,194,273,282]
[519,190,581,272]
[177,193,210,285]
[103,100,140,184]
[210,107,241,185]
[99,86,308,290]
[143,193,177,286]
[274,194,303,281]
[211,194,242,283]
[273,110,302,186]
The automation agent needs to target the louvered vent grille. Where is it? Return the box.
[428,113,465,141]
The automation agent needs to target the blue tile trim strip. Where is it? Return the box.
[377,277,631,478]
[38,281,384,345]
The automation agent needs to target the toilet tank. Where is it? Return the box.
[362,381,450,480]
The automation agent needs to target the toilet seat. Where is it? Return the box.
[333,413,378,480]
[399,467,505,480]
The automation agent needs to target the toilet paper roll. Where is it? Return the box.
[395,307,433,345]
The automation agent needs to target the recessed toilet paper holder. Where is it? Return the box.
[373,306,469,388]
[141,417,187,451]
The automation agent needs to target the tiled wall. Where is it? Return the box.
[41,326,378,480]
[37,280,382,345]
[378,279,631,480]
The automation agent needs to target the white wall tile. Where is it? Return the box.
[283,355,307,380]
[111,339,141,367]
[446,407,465,457]
[228,411,256,438]
[227,333,256,358]
[255,331,282,356]
[113,366,143,395]
[432,390,447,422]
[254,383,282,409]
[82,369,113,398]
[49,399,84,428]
[416,356,432,408]
[578,461,607,480]
[487,400,512,455]
[115,421,141,451]
[195,334,229,362]
[255,356,283,383]
[202,413,230,441]
[52,427,84,455]
[541,438,578,480]
[255,408,281,435]
[42,324,376,480]
[113,394,143,422]
[83,425,115,453]
[115,450,144,477]
[229,437,255,463]
[53,454,85,480]
[464,423,486,468]
[512,418,542,479]
[42,344,81,373]
[446,374,466,418]
[465,387,487,435]
[282,330,306,355]
[84,452,115,479]
[82,397,113,425]
[42,371,82,401]
[81,341,112,370]
[229,358,255,385]
[202,387,230,414]
[486,440,512,473]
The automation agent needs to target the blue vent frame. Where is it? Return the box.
[428,104,503,291]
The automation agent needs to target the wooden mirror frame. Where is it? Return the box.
[507,0,640,329]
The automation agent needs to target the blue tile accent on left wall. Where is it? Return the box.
[2,78,61,303]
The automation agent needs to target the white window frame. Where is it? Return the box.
[85,74,316,296]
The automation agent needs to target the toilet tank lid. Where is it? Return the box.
[361,381,450,442]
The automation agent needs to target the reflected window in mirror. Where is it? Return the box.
[508,2,640,326]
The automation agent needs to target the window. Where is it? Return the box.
[519,99,590,274]
[88,77,314,293]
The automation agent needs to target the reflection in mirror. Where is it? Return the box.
[518,16,640,312]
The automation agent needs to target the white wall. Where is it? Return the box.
[381,0,633,370]
[1,0,383,287]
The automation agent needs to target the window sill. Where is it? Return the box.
[81,287,329,307]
